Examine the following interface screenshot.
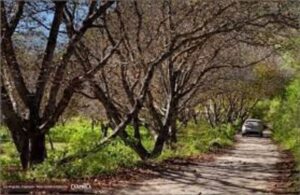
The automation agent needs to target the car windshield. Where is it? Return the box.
[245,119,263,127]
[245,121,261,126]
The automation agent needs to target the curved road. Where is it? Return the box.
[104,132,293,195]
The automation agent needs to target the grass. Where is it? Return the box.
[157,122,235,161]
[0,117,236,182]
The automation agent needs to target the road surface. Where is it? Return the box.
[103,132,294,195]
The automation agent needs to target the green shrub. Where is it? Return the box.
[266,77,300,190]
[158,121,236,160]
[0,126,10,142]
[252,100,271,120]
[0,117,236,181]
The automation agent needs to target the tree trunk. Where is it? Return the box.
[100,121,109,137]
[20,137,29,169]
[170,119,177,143]
[150,125,169,158]
[19,133,47,169]
[133,115,141,140]
[48,133,55,151]
[131,142,150,160]
[29,133,47,165]
[150,134,166,158]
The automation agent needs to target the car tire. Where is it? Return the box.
[259,133,263,137]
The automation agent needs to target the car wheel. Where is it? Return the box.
[259,133,263,137]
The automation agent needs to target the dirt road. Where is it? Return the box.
[104,132,294,195]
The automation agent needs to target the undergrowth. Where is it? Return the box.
[268,78,300,190]
[0,117,236,181]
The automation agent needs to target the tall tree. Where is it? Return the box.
[1,0,117,169]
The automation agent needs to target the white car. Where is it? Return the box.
[242,119,264,137]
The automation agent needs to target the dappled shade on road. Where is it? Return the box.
[103,133,296,195]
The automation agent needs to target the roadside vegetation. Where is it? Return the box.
[0,118,235,181]
[270,78,300,168]
[254,77,300,191]
[269,50,300,189]
[252,39,300,190]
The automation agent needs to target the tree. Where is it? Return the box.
[202,53,291,127]
[1,0,117,169]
